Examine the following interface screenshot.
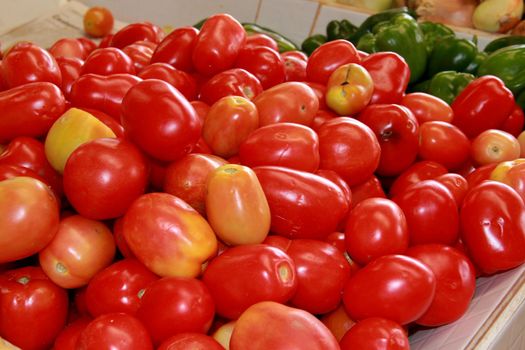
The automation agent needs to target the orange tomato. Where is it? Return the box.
[83,7,114,38]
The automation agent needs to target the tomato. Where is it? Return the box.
[77,37,98,55]
[343,254,436,325]
[53,317,91,350]
[49,38,86,59]
[110,22,164,49]
[339,317,409,350]
[253,166,349,240]
[122,42,154,73]
[39,215,116,289]
[234,46,285,89]
[211,320,236,347]
[244,33,279,51]
[349,175,385,208]
[401,92,453,124]
[0,266,68,350]
[320,304,356,342]
[202,244,297,319]
[199,68,263,105]
[230,301,339,350]
[2,43,61,88]
[435,173,469,206]
[99,34,114,48]
[138,62,197,101]
[55,56,83,98]
[460,181,525,275]
[345,198,408,265]
[283,55,307,82]
[317,117,381,186]
[83,7,114,38]
[471,129,521,166]
[406,244,476,326]
[325,63,374,116]
[202,96,259,158]
[418,121,471,170]
[502,104,525,137]
[79,108,125,137]
[77,313,153,350]
[151,27,199,71]
[239,122,320,172]
[304,81,327,110]
[281,50,308,62]
[136,277,215,345]
[63,137,148,220]
[0,82,66,144]
[358,104,419,176]
[0,177,59,263]
[158,333,224,350]
[122,193,217,277]
[315,169,353,212]
[206,164,270,245]
[80,47,136,76]
[254,82,319,126]
[306,40,360,85]
[121,79,201,162]
[192,14,246,76]
[388,160,448,197]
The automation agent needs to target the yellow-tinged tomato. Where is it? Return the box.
[320,304,356,342]
[44,108,116,173]
[39,215,116,289]
[518,130,525,157]
[325,63,373,116]
[83,7,114,38]
[490,158,525,183]
[471,129,521,166]
[212,321,236,349]
[206,164,271,245]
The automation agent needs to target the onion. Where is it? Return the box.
[409,0,479,28]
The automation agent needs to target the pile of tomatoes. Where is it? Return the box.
[1,9,525,350]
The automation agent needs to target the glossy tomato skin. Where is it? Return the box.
[202,244,297,320]
[282,55,307,82]
[318,117,381,186]
[230,301,339,350]
[110,21,164,49]
[55,56,83,98]
[53,317,91,350]
[406,244,476,326]
[389,160,448,197]
[460,181,525,275]
[80,107,125,137]
[470,129,521,166]
[192,14,246,76]
[2,43,61,88]
[320,304,356,342]
[151,27,199,71]
[501,104,525,137]
[343,254,436,325]
[138,62,197,101]
[435,173,469,206]
[339,317,409,350]
[235,46,285,89]
[316,169,353,211]
[244,33,279,51]
[81,47,135,76]
[254,82,319,126]
[85,258,159,317]
[49,38,86,59]
[358,104,419,177]
[350,175,386,208]
[199,68,263,105]
[121,79,201,162]
[239,122,320,172]
[0,266,69,350]
[306,39,360,85]
[0,82,66,144]
[254,166,349,240]
[0,177,59,263]
[63,137,149,220]
[465,163,498,188]
[122,193,217,278]
[136,277,215,345]
[77,313,153,350]
[345,198,409,265]
[401,92,453,124]
[122,42,153,73]
[158,333,223,350]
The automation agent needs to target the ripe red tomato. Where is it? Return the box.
[122,42,154,73]
[151,26,199,72]
[110,22,164,49]
[282,55,307,82]
[501,104,525,137]
[435,173,469,206]
[49,38,86,60]
[350,175,386,208]
[389,160,448,197]
[235,46,285,89]
[83,7,114,38]
[157,333,224,350]
[138,62,197,101]
[343,254,436,325]
[306,39,360,85]
[53,317,91,350]
[136,277,215,345]
[244,33,279,51]
[80,47,136,76]
[199,68,263,105]
[55,56,83,98]
[339,317,409,350]
[401,92,453,124]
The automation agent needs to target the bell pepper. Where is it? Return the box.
[326,19,357,41]
[464,51,488,75]
[484,35,525,53]
[426,36,478,77]
[301,34,327,56]
[419,21,455,56]
[477,44,525,95]
[242,23,299,52]
[426,71,475,105]
[356,13,427,83]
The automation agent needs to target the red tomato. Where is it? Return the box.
[317,117,381,186]
[406,244,476,326]
[315,169,353,209]
[136,277,215,345]
[501,104,525,137]
[150,26,199,72]
[49,38,86,59]
[0,177,59,263]
[345,198,409,265]
[122,43,153,73]
[435,173,469,206]
[254,166,349,239]
[343,254,436,325]
[55,56,83,98]
[53,317,91,350]
[350,175,386,208]
[358,104,419,177]
[121,79,201,162]
[122,193,217,277]
[192,14,246,76]
[304,81,327,110]
[230,301,339,350]
[110,22,164,49]
[465,163,498,188]
[80,47,135,76]
[244,33,279,51]
[112,217,135,259]
[158,333,224,350]
[282,55,307,82]
[63,138,148,220]
[460,181,525,275]
[389,160,448,197]
[281,50,308,62]
[199,68,263,105]
[0,266,68,350]
[500,162,525,203]
[339,317,409,350]
[311,108,338,131]
[138,62,197,101]
[235,46,285,89]
[202,244,297,320]
[79,108,125,137]
[2,43,61,88]
[239,122,320,172]
[83,7,114,38]
[306,40,360,85]
[320,304,356,342]
[99,34,114,48]
[77,37,98,55]
[471,129,521,166]
[401,92,453,124]
[256,82,320,127]
[0,82,66,144]
[77,313,153,350]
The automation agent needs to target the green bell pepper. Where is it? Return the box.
[242,23,299,52]
[516,89,525,112]
[477,44,525,95]
[326,19,357,41]
[464,51,488,75]
[484,36,525,54]
[426,36,478,77]
[426,71,476,105]
[419,21,455,56]
[301,34,327,56]
[356,13,427,83]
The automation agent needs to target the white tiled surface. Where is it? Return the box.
[0,0,65,34]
